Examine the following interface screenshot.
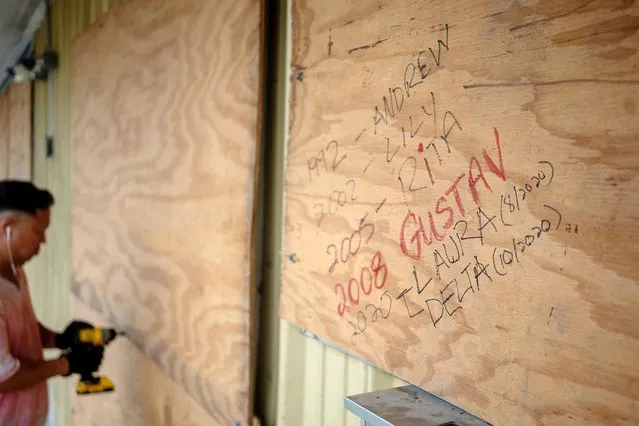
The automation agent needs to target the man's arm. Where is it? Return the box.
[0,358,69,393]
[38,322,58,349]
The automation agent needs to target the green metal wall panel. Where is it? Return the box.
[276,321,407,426]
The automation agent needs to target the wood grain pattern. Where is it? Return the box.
[0,83,32,179]
[71,296,224,426]
[281,1,639,425]
[0,89,8,177]
[70,0,263,424]
[8,83,32,180]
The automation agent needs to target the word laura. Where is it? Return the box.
[431,210,496,279]
[399,127,506,260]
[335,250,388,316]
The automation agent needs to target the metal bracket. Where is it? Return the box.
[345,385,493,426]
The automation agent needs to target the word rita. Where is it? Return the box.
[399,127,506,260]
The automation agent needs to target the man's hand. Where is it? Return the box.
[0,358,69,393]
[55,320,94,350]
[61,346,104,377]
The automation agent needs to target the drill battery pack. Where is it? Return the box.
[76,375,115,395]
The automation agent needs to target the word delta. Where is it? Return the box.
[399,127,506,260]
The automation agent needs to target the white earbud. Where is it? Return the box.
[4,225,17,280]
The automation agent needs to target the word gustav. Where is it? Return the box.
[347,291,393,345]
[326,215,375,273]
[307,139,347,182]
[314,179,357,227]
[335,251,388,316]
[399,127,506,260]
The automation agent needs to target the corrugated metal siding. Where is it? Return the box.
[276,321,407,426]
[28,2,119,425]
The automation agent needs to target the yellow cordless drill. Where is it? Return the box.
[68,325,124,395]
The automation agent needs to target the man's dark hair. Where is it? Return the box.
[0,180,55,215]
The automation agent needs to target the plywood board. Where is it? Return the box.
[0,83,31,179]
[280,1,639,425]
[70,0,263,424]
[8,83,32,180]
[70,295,222,426]
[0,89,8,177]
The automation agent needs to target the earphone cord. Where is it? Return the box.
[5,234,19,285]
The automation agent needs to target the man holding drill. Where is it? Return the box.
[0,180,104,426]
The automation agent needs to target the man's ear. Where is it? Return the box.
[0,215,16,238]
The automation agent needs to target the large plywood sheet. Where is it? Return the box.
[0,83,32,179]
[8,83,32,180]
[0,89,8,177]
[281,1,639,425]
[71,0,263,424]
